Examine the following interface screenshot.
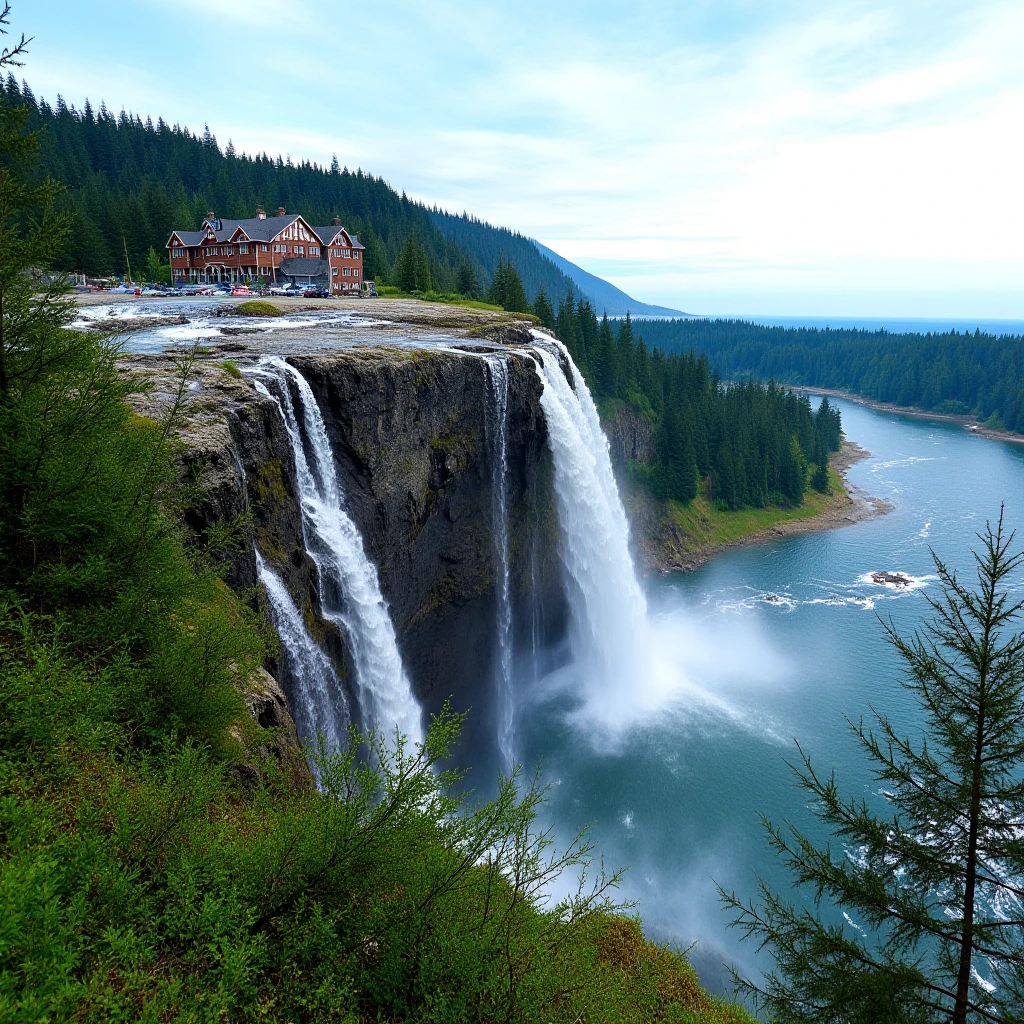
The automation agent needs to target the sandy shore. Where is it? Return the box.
[795,385,1024,446]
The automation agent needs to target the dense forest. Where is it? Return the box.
[636,317,1024,434]
[554,297,843,508]
[11,74,579,302]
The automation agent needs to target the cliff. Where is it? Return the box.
[132,340,567,765]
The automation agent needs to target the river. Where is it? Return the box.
[517,395,1024,993]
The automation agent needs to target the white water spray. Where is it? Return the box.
[484,354,515,772]
[249,357,424,750]
[255,550,349,756]
[530,336,652,716]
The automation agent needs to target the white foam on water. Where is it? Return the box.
[528,333,789,743]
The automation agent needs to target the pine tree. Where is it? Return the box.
[722,512,1024,1023]
[455,260,478,298]
[811,436,830,492]
[532,286,554,327]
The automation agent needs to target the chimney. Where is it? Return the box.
[333,216,341,226]
[277,206,286,217]
[256,207,266,220]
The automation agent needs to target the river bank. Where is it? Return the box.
[627,440,890,574]
[794,385,1024,446]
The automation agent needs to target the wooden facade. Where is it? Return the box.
[167,209,364,294]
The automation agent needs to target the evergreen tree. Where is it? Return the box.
[811,436,830,492]
[489,254,529,313]
[723,513,1024,1023]
[144,244,170,284]
[455,260,479,298]
[532,286,554,327]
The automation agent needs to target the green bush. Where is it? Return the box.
[235,299,283,317]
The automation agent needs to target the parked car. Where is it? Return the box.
[231,285,252,296]
[268,284,297,296]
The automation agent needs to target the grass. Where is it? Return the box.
[218,359,242,378]
[376,285,522,313]
[235,298,283,317]
[665,467,845,551]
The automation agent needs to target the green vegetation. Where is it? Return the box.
[636,317,1024,435]
[554,296,843,509]
[235,298,283,317]
[218,358,242,377]
[0,47,751,1022]
[662,469,842,550]
[723,515,1024,1023]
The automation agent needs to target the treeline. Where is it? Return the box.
[635,317,1024,434]
[10,75,579,302]
[553,296,842,508]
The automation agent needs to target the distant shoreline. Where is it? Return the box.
[629,440,891,575]
[794,386,1024,447]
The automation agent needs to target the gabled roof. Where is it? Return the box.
[312,225,365,250]
[167,230,206,247]
[211,214,302,243]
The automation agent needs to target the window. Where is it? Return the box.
[273,244,286,253]
[353,250,360,259]
[295,245,305,255]
[309,246,320,256]
[239,243,248,253]
[343,248,351,257]
[260,244,269,252]
[171,248,184,258]
[353,268,359,277]
[332,267,338,277]
[342,267,350,276]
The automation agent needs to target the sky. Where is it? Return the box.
[21,0,1024,317]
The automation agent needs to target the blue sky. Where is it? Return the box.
[22,0,1024,316]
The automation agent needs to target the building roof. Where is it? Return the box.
[312,225,365,250]
[277,257,330,278]
[167,230,206,246]
[214,214,300,243]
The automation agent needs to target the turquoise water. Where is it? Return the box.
[518,397,1024,991]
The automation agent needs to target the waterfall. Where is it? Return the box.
[248,356,424,750]
[484,354,515,772]
[255,550,349,758]
[530,336,650,700]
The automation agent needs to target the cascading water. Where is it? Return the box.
[484,354,515,772]
[255,550,349,758]
[529,335,651,716]
[248,356,424,750]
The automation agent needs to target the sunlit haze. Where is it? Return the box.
[26,0,1024,316]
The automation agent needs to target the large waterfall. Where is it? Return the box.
[249,356,424,750]
[530,337,651,707]
[484,354,515,773]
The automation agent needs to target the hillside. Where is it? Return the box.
[12,75,669,316]
[533,239,687,318]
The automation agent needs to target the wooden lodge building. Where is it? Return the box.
[166,208,364,293]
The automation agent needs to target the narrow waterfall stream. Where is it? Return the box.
[248,356,424,750]
[255,551,350,756]
[484,354,515,773]
[530,337,651,711]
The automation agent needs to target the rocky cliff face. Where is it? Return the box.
[150,343,568,764]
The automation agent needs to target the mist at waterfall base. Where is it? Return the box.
[514,389,1024,994]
